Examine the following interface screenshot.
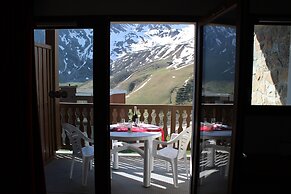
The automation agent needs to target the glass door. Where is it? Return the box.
[193,6,237,194]
[34,28,95,193]
[235,20,291,194]
[109,21,195,193]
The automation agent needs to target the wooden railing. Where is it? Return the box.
[60,102,94,148]
[200,103,234,125]
[59,102,233,148]
[110,104,193,141]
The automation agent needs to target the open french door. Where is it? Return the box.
[34,29,61,163]
[192,4,237,194]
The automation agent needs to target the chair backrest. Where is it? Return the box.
[62,123,86,158]
[177,126,192,159]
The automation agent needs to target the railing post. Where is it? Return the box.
[162,108,168,140]
[177,108,183,133]
[170,105,176,135]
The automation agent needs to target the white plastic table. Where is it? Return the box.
[201,130,232,140]
[110,131,161,187]
[201,130,232,168]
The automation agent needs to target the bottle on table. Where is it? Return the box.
[136,108,141,126]
[127,122,132,132]
[128,109,133,122]
[132,106,138,126]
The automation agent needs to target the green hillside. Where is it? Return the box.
[64,63,234,105]
[115,65,194,104]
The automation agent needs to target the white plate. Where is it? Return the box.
[146,127,160,130]
[140,124,159,129]
[110,124,118,128]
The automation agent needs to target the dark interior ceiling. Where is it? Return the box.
[197,2,237,25]
[33,0,235,20]
[33,0,291,25]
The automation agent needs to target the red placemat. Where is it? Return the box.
[111,126,165,140]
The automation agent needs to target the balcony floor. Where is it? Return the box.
[111,153,191,194]
[45,152,227,194]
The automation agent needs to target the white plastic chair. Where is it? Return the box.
[62,123,94,186]
[165,132,189,179]
[152,126,192,188]
[200,141,230,177]
[110,140,128,178]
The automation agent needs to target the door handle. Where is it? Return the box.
[242,153,247,158]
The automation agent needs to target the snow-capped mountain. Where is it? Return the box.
[58,29,93,83]
[109,24,196,89]
[34,24,236,85]
[110,24,195,81]
[203,25,236,82]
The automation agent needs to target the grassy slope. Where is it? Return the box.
[60,64,233,104]
[204,81,234,94]
[121,65,194,104]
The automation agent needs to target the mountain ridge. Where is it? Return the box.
[34,24,236,104]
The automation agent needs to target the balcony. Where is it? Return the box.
[44,102,233,194]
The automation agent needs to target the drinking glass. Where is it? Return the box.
[120,118,126,128]
[121,118,125,124]
[211,118,216,123]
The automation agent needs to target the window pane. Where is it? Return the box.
[34,29,45,44]
[198,24,236,194]
[252,25,291,105]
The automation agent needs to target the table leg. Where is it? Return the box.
[143,140,151,187]
[207,147,215,168]
[113,152,119,169]
[112,140,119,169]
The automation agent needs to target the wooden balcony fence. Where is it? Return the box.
[59,102,233,149]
